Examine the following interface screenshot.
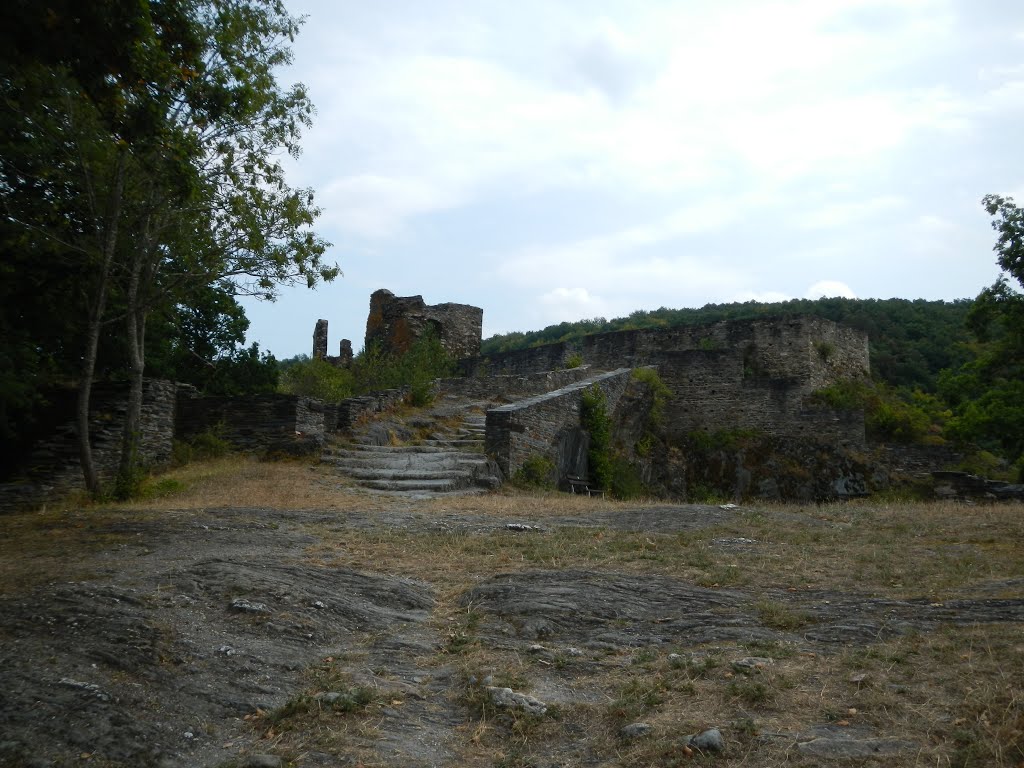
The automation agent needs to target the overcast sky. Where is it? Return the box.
[239,0,1024,359]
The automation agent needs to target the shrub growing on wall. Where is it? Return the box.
[581,384,612,490]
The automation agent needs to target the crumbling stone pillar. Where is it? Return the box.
[339,339,353,367]
[365,288,483,360]
[313,319,329,360]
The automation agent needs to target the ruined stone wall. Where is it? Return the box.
[366,289,482,361]
[333,388,410,432]
[437,367,595,403]
[485,369,633,480]
[465,317,869,447]
[176,392,325,452]
[0,379,179,510]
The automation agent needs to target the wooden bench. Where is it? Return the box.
[565,474,604,497]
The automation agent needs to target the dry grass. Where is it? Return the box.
[3,454,1023,766]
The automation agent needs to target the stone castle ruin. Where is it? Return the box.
[313,289,484,364]
[2,287,880,509]
[365,288,483,360]
[309,289,871,492]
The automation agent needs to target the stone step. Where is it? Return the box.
[420,439,483,449]
[342,442,452,453]
[341,468,475,482]
[362,477,471,492]
[323,406,499,496]
[324,452,488,467]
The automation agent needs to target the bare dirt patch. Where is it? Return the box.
[1,462,1022,767]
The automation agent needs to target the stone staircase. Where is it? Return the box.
[322,412,501,496]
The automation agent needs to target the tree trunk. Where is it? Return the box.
[117,205,163,498]
[117,255,147,497]
[77,150,126,496]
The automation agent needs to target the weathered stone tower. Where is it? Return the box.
[311,319,352,367]
[365,289,483,361]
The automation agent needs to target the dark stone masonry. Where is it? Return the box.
[2,289,888,508]
[463,316,870,449]
[365,288,483,360]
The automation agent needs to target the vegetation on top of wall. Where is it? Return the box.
[279,330,454,406]
[564,352,584,369]
[580,384,613,491]
[808,379,950,445]
[630,367,671,427]
[481,297,972,394]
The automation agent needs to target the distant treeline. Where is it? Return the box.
[481,297,974,393]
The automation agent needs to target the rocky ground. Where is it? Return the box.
[1,482,1022,767]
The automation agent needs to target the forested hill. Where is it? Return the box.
[481,298,974,393]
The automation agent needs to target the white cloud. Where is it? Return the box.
[805,280,857,299]
[315,175,459,238]
[287,0,977,239]
[800,195,906,230]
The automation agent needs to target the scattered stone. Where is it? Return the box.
[798,736,914,758]
[229,598,271,614]
[733,656,774,671]
[506,523,542,532]
[528,644,549,653]
[486,686,548,716]
[312,600,327,609]
[218,645,236,656]
[689,728,725,753]
[58,678,111,702]
[712,537,758,548]
[719,503,739,510]
[848,672,867,683]
[620,722,653,739]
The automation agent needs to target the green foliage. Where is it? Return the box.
[815,340,836,362]
[609,455,645,499]
[0,0,338,488]
[280,357,355,402]
[350,331,454,405]
[512,454,556,489]
[937,195,1024,466]
[565,352,584,369]
[809,380,948,444]
[172,425,230,466]
[631,367,671,426]
[580,385,612,491]
[278,331,454,406]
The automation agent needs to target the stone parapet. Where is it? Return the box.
[175,392,325,451]
[437,367,595,402]
[486,368,633,480]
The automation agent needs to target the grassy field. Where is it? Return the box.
[3,455,1022,767]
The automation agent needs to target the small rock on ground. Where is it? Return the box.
[689,728,725,753]
[487,686,548,716]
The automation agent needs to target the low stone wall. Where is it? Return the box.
[176,392,325,451]
[332,388,410,432]
[0,379,179,510]
[437,367,595,402]
[485,369,633,480]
